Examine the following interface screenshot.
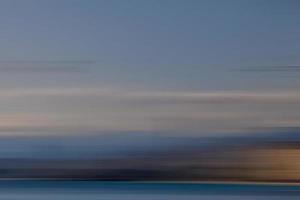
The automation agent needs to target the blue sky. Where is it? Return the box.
[0,0,299,90]
[0,0,299,136]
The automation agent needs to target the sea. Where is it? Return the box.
[0,181,298,200]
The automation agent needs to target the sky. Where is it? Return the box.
[0,0,299,136]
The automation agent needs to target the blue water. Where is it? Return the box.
[0,181,298,199]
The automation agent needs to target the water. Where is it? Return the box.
[0,181,298,200]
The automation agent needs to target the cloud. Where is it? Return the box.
[0,88,298,135]
[0,87,299,100]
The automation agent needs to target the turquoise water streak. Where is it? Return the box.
[0,181,298,200]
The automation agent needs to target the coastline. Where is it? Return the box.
[0,178,298,186]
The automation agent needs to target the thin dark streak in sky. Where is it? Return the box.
[234,66,300,72]
[0,60,97,64]
[0,60,97,73]
[0,66,90,73]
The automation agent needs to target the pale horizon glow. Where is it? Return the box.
[0,87,298,136]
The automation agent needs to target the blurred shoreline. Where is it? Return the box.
[0,129,298,182]
[0,178,299,185]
